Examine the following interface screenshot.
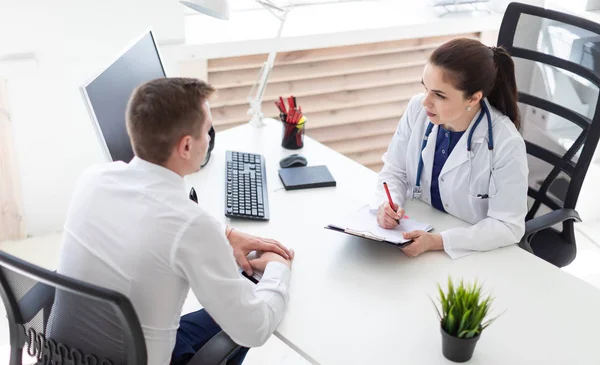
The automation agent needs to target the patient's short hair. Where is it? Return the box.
[126,77,215,165]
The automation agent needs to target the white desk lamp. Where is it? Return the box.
[180,0,289,128]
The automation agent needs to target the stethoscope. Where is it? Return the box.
[411,100,497,200]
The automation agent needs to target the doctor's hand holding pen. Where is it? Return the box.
[377,202,404,229]
[376,182,405,229]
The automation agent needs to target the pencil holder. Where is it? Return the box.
[281,119,305,150]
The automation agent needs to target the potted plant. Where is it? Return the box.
[431,277,500,363]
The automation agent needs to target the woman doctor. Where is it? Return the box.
[375,38,529,259]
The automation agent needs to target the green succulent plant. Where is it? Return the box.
[432,277,500,339]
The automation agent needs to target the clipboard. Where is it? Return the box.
[324,225,414,248]
[324,205,433,248]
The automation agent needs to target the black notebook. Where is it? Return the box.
[278,165,336,190]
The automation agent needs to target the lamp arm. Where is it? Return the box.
[248,6,288,127]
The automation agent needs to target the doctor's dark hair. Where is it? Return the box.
[126,77,215,165]
[429,38,521,130]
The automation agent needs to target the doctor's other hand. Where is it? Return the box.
[249,251,293,273]
[377,202,405,229]
[401,231,443,257]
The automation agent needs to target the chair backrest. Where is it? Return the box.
[498,3,600,228]
[0,251,147,365]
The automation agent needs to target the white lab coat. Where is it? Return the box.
[374,94,529,259]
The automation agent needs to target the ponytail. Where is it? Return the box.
[429,39,521,130]
[487,46,521,130]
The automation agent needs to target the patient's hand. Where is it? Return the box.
[249,251,293,273]
[227,229,294,275]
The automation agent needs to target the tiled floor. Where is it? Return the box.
[1,224,600,364]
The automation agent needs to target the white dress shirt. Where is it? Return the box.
[56,157,291,365]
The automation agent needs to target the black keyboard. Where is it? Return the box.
[225,151,269,220]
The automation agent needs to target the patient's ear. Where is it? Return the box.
[177,135,193,159]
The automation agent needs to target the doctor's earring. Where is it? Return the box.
[467,106,472,112]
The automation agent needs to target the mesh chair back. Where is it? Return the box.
[0,251,147,365]
[498,3,600,227]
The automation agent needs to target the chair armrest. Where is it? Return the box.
[520,208,581,252]
[18,281,55,323]
[187,331,242,365]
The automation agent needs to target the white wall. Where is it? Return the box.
[0,0,570,238]
[0,0,185,237]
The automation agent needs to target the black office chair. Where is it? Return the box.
[0,251,241,365]
[498,2,600,267]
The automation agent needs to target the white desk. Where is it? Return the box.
[186,120,600,365]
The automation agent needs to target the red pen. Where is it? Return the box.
[275,100,283,113]
[383,182,401,222]
[383,182,395,210]
[279,96,287,114]
[294,110,301,124]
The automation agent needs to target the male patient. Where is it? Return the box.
[55,78,293,365]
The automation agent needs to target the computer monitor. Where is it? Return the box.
[81,30,166,163]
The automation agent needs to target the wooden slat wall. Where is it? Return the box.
[0,79,25,241]
[181,33,480,172]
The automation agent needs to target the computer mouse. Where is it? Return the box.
[279,154,308,168]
